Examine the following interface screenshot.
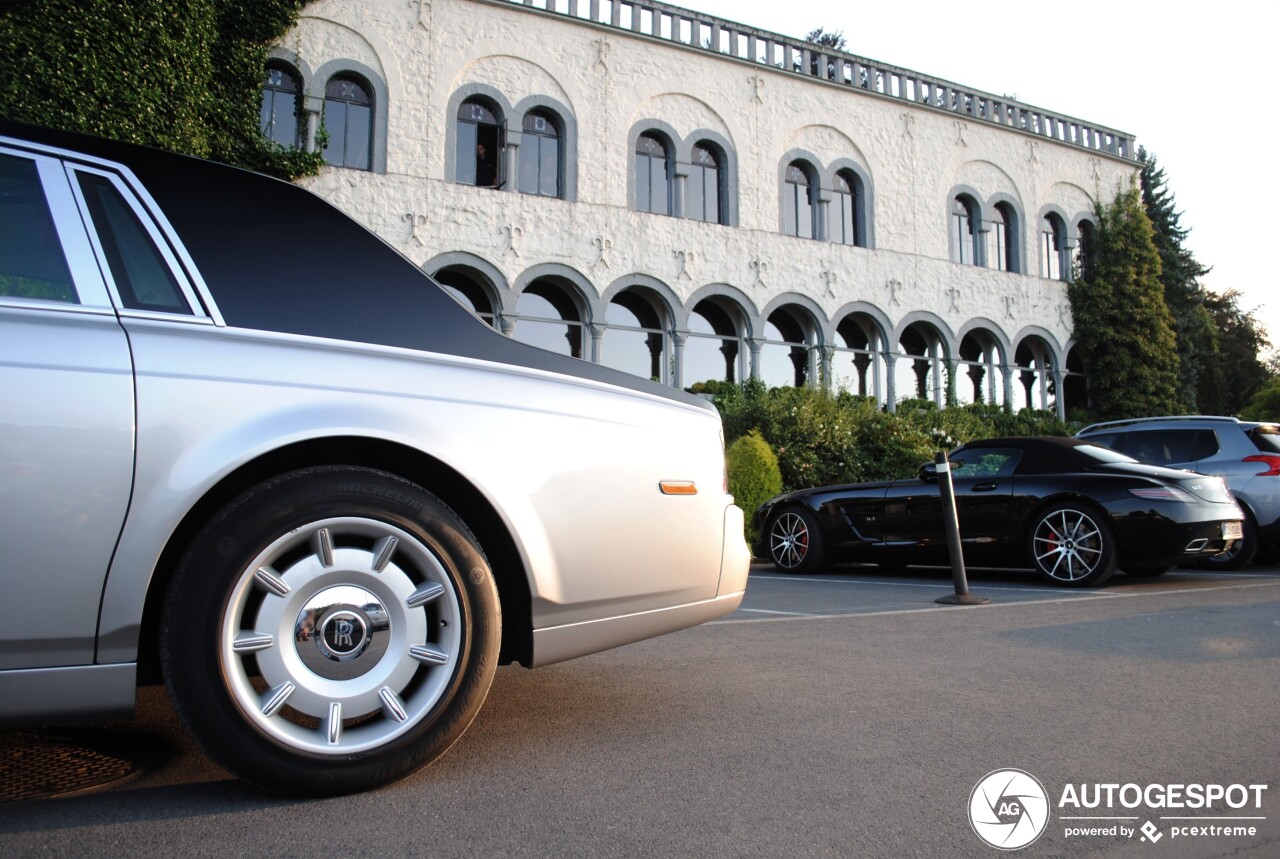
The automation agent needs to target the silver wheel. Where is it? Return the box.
[222,517,461,755]
[163,467,500,795]
[770,512,809,569]
[768,507,824,572]
[1029,504,1116,586]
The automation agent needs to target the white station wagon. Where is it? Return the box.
[0,120,749,794]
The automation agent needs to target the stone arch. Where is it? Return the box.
[424,251,509,330]
[956,319,1013,407]
[832,302,894,401]
[894,312,956,407]
[510,264,595,361]
[683,284,756,386]
[758,293,827,388]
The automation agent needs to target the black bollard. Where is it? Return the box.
[933,451,991,606]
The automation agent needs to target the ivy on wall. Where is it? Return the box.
[0,0,322,179]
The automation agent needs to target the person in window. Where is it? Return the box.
[475,143,497,187]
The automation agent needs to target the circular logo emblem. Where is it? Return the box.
[316,609,370,662]
[969,769,1050,850]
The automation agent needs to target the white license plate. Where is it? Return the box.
[1222,521,1244,540]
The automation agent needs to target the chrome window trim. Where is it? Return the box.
[0,144,114,309]
[0,295,117,316]
[0,134,224,325]
[65,163,208,321]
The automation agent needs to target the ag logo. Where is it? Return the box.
[969,769,1050,850]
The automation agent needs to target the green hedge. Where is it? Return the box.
[0,0,322,179]
[713,380,1076,493]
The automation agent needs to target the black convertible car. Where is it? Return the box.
[752,437,1245,587]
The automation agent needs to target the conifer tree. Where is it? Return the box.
[1199,290,1271,415]
[1138,149,1217,411]
[1068,185,1181,420]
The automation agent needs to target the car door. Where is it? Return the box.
[0,147,135,669]
[882,448,1021,563]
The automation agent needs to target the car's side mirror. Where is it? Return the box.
[919,462,938,481]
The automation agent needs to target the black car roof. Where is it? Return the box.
[0,120,709,411]
[959,436,1118,474]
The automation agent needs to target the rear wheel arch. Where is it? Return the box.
[137,437,532,684]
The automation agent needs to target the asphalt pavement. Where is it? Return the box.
[2,562,1278,857]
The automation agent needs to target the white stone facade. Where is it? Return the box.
[273,0,1138,415]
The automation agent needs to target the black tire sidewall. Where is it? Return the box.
[160,466,500,795]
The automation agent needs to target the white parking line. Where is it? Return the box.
[737,608,830,618]
[750,573,1099,595]
[710,579,1280,625]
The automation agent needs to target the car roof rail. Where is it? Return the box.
[1077,415,1242,435]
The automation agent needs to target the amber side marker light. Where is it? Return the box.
[659,481,698,496]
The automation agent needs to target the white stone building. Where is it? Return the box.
[260,0,1138,416]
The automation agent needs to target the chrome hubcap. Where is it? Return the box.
[221,517,462,755]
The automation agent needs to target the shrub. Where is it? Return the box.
[713,382,1079,493]
[725,430,783,537]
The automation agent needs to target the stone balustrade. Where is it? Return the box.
[484,0,1136,161]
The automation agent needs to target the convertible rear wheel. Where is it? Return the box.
[1028,503,1117,587]
[161,466,500,795]
[767,507,825,572]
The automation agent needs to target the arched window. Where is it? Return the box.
[685,299,742,384]
[518,110,561,198]
[687,144,723,224]
[434,268,497,328]
[260,64,301,148]
[958,331,1004,406]
[512,281,585,359]
[322,75,372,170]
[897,323,947,407]
[1075,220,1096,281]
[457,99,502,187]
[989,202,1019,272]
[783,162,816,240]
[1040,215,1065,280]
[634,134,670,215]
[760,307,815,388]
[604,289,667,381]
[951,197,978,265]
[833,315,887,402]
[832,170,858,246]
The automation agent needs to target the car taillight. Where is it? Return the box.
[1129,487,1194,502]
[1243,454,1280,476]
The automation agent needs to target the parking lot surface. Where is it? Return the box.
[2,563,1278,857]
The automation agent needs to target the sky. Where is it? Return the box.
[684,0,1279,357]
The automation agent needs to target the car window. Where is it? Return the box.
[1250,427,1280,455]
[0,153,77,303]
[1074,443,1138,465]
[1081,432,1119,451]
[75,171,192,315]
[1125,430,1180,465]
[952,449,1022,477]
[1187,429,1219,460]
